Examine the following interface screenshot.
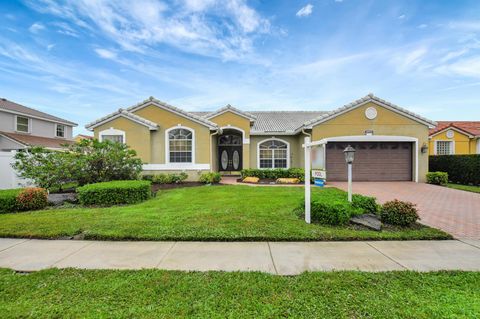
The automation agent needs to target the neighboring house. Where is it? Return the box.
[74,134,94,142]
[429,122,480,155]
[0,98,77,150]
[85,94,436,182]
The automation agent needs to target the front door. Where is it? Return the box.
[218,133,243,171]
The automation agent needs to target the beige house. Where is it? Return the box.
[85,94,436,182]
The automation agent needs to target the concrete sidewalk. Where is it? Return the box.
[0,239,479,275]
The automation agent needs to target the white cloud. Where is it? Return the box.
[25,0,270,61]
[46,44,56,51]
[95,48,117,59]
[335,0,343,2]
[296,4,313,17]
[436,56,480,78]
[398,14,406,20]
[418,24,428,29]
[29,22,45,33]
[393,47,428,73]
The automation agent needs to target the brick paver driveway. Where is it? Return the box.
[329,182,480,239]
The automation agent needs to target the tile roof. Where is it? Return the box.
[0,98,77,126]
[0,131,74,149]
[430,121,480,137]
[74,134,94,140]
[191,111,327,134]
[85,108,159,130]
[304,93,437,128]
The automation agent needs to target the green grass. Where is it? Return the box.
[0,268,478,318]
[447,183,480,194]
[0,185,450,241]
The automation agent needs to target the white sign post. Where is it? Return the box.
[304,136,311,224]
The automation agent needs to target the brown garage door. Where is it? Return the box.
[326,142,412,181]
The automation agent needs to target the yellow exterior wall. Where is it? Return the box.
[249,135,306,169]
[471,138,479,154]
[133,104,212,165]
[93,117,151,162]
[311,101,430,182]
[209,111,251,169]
[428,130,471,155]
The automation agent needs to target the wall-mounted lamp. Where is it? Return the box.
[421,143,428,154]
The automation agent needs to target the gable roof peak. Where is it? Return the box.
[205,104,257,121]
[303,93,436,129]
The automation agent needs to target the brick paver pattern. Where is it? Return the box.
[330,182,480,239]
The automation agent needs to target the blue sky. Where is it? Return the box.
[1,0,480,135]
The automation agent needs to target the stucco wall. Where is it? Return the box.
[93,117,152,162]
[311,101,430,182]
[209,111,251,169]
[429,130,471,155]
[249,135,306,169]
[133,104,212,165]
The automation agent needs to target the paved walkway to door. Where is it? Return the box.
[329,182,480,239]
[1,239,479,274]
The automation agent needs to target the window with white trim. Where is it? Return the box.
[16,116,29,133]
[436,141,453,155]
[56,124,65,138]
[102,135,124,143]
[168,128,193,163]
[259,140,288,168]
[99,128,125,144]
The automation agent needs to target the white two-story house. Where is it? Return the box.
[0,98,77,151]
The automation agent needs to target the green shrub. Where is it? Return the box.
[0,189,22,213]
[426,172,449,185]
[381,200,419,226]
[141,175,154,181]
[352,194,379,214]
[241,168,306,181]
[429,155,480,185]
[310,200,362,225]
[16,188,48,211]
[296,198,362,225]
[152,173,188,184]
[77,180,151,206]
[199,172,221,184]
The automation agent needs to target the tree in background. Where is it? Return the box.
[12,139,143,191]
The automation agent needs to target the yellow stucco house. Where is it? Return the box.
[85,94,436,182]
[429,122,480,155]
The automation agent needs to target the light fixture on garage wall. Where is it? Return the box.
[365,130,374,136]
[421,143,428,154]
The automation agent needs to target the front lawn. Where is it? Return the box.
[447,183,480,194]
[0,268,478,318]
[0,185,450,241]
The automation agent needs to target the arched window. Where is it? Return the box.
[258,139,289,169]
[167,127,193,163]
[99,128,125,144]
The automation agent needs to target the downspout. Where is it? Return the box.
[209,128,222,172]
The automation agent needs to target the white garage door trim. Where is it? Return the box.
[309,135,419,182]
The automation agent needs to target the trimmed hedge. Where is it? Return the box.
[199,172,221,184]
[426,172,449,186]
[152,173,188,184]
[0,188,48,213]
[429,155,480,185]
[0,189,22,214]
[241,168,305,181]
[77,180,151,206]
